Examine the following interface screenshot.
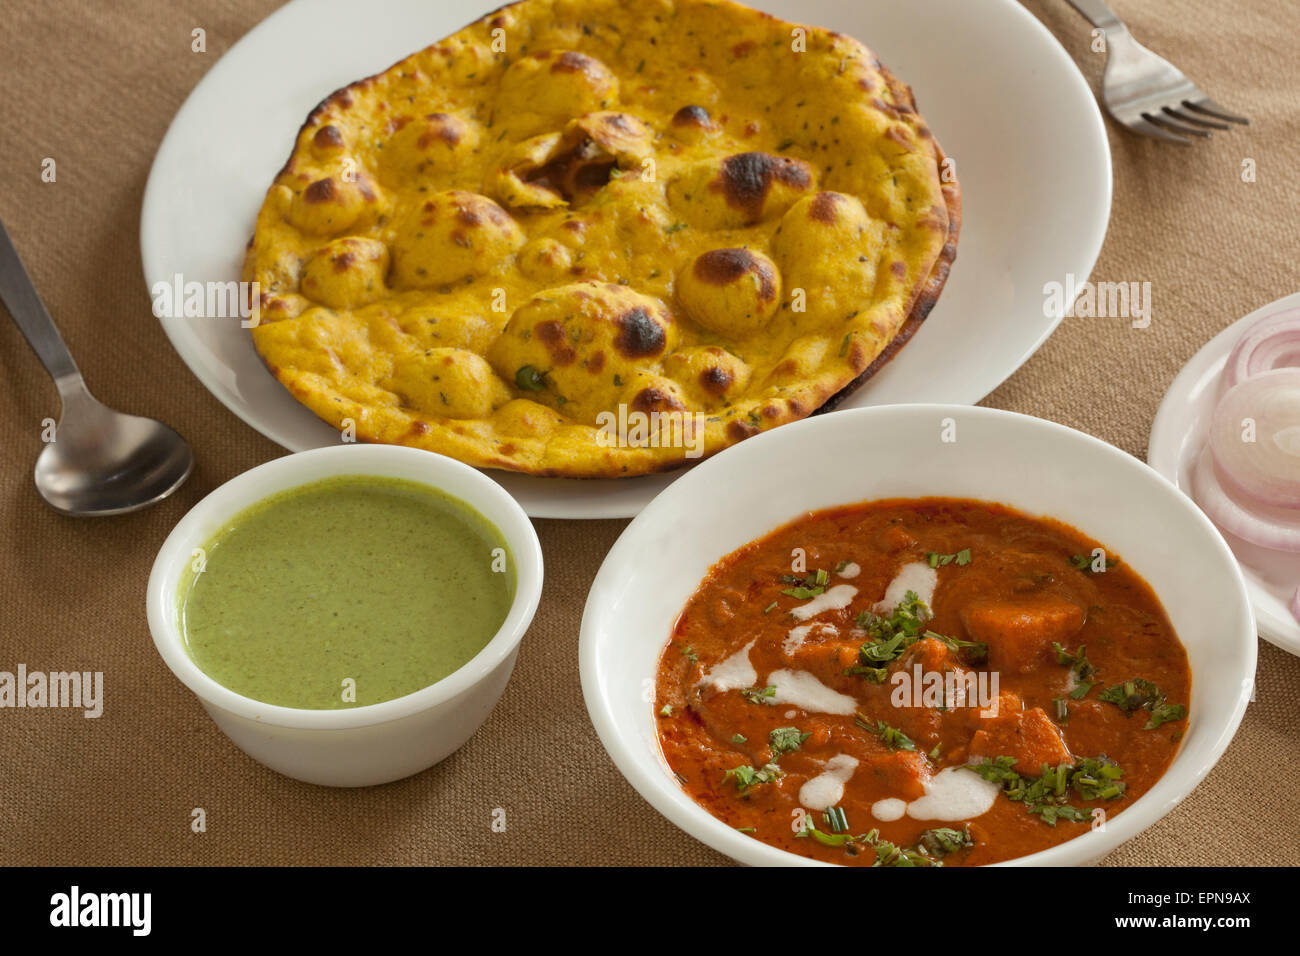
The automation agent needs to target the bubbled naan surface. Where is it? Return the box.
[243,0,960,477]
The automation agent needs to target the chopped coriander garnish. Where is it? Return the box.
[928,743,942,761]
[926,548,972,569]
[856,714,916,751]
[964,754,1125,827]
[723,762,783,794]
[778,569,830,600]
[664,221,688,235]
[797,818,944,866]
[769,726,811,755]
[741,685,776,705]
[1147,700,1188,729]
[782,585,824,599]
[919,826,974,858]
[1070,755,1127,800]
[1053,642,1094,677]
[779,569,830,599]
[848,591,982,676]
[735,826,756,834]
[823,806,849,833]
[855,632,910,664]
[965,755,1020,787]
[1069,552,1118,573]
[731,733,747,744]
[796,817,858,849]
[1098,677,1161,713]
[925,629,988,664]
[514,365,547,391]
[762,601,778,614]
[680,645,698,663]
[856,589,929,638]
[658,704,673,717]
[869,837,939,867]
[1032,803,1092,825]
[845,662,889,683]
[1053,642,1097,699]
[1098,678,1186,729]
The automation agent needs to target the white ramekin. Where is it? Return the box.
[147,444,543,787]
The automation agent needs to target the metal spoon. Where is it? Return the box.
[0,218,194,516]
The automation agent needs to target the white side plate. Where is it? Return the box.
[1148,293,1300,656]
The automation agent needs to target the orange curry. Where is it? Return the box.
[655,499,1190,866]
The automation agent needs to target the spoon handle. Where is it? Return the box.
[1062,0,1124,31]
[0,218,84,391]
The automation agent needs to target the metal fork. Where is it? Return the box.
[1064,0,1249,144]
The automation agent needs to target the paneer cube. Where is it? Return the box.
[960,595,1085,674]
[969,705,1072,775]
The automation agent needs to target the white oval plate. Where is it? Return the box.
[141,0,1111,518]
[1148,293,1300,656]
[581,405,1255,866]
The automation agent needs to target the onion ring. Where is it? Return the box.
[1207,309,1300,623]
[1193,450,1300,552]
[1224,307,1300,389]
[1209,368,1300,509]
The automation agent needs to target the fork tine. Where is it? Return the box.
[1142,112,1209,140]
[1128,116,1193,145]
[1164,107,1229,131]
[1185,97,1249,125]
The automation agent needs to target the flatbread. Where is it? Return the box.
[243,0,961,476]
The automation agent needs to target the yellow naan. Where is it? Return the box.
[244,0,960,476]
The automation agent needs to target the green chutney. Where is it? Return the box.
[179,475,514,709]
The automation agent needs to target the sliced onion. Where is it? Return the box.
[1224,307,1300,389]
[1210,310,1300,617]
[1193,452,1300,552]
[1209,368,1300,509]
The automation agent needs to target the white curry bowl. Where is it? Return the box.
[580,405,1256,866]
[147,444,543,787]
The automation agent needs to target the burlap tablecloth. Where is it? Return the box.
[1,0,1297,866]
